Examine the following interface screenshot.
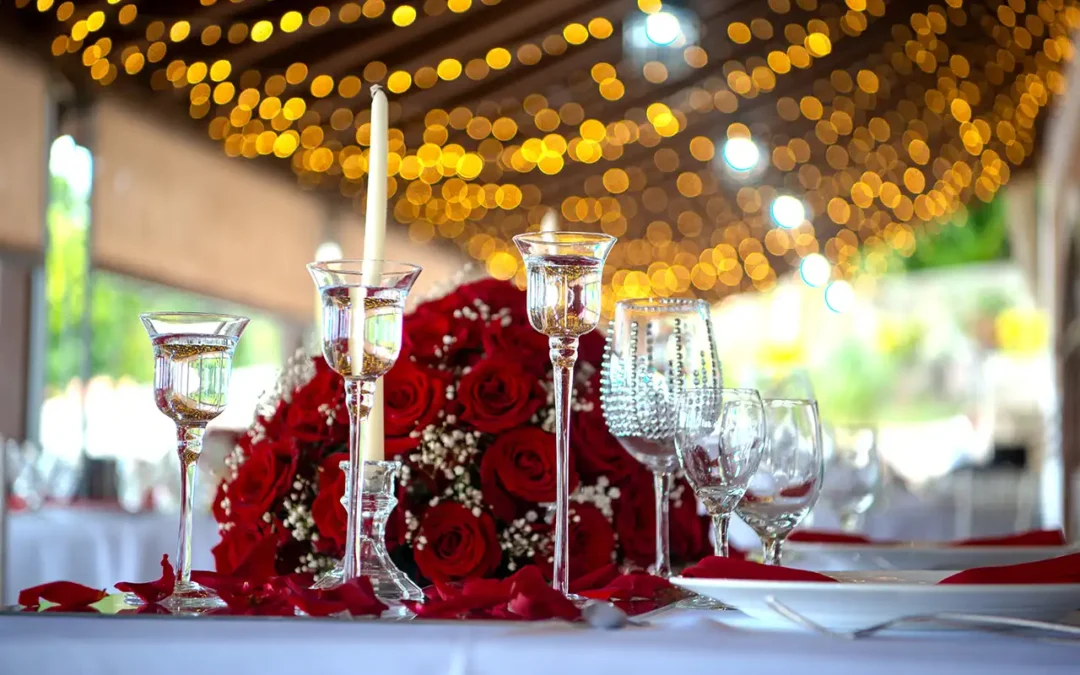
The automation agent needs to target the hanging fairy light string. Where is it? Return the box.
[19,0,1080,304]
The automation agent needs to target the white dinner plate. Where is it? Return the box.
[670,571,1080,631]
[785,542,1078,571]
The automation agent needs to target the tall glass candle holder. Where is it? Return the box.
[512,232,615,596]
[308,260,421,587]
[140,312,248,612]
[316,460,423,601]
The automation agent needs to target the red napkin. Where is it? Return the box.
[789,529,1068,547]
[115,554,175,604]
[940,552,1080,585]
[18,581,108,610]
[681,556,837,583]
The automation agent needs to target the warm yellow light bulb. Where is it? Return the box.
[392,5,417,26]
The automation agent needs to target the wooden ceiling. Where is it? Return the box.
[0,0,1068,302]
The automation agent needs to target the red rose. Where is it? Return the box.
[615,471,711,568]
[311,452,348,552]
[615,469,666,568]
[481,315,549,368]
[212,521,278,577]
[571,406,637,483]
[383,359,446,457]
[481,427,579,520]
[457,357,544,434]
[670,479,711,563]
[404,305,475,364]
[227,437,299,525]
[570,503,616,577]
[285,359,347,444]
[462,278,527,316]
[578,329,605,366]
[414,502,502,582]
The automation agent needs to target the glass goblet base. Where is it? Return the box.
[161,581,227,614]
[676,594,734,610]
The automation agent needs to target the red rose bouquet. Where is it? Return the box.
[213,278,710,584]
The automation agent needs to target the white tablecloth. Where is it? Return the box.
[0,608,1074,674]
[6,508,218,603]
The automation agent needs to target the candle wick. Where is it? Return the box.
[370,83,383,98]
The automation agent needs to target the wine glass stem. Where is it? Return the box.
[712,512,731,558]
[175,424,204,589]
[343,378,376,582]
[653,471,672,578]
[763,536,784,566]
[548,336,578,595]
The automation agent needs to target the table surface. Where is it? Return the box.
[1,606,1076,675]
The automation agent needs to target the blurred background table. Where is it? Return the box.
[6,507,216,602]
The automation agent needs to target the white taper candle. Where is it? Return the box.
[361,84,388,462]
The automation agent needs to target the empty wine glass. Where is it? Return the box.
[513,232,615,596]
[736,398,824,565]
[307,259,421,588]
[821,426,883,532]
[141,312,248,611]
[675,388,766,558]
[600,298,721,578]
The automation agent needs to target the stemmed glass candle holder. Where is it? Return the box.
[141,312,248,612]
[307,260,421,591]
[600,298,721,578]
[513,232,615,596]
[736,399,824,565]
[329,460,422,602]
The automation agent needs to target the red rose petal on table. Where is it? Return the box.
[682,556,837,583]
[506,566,581,621]
[285,576,387,617]
[18,581,108,609]
[579,572,673,602]
[570,563,620,594]
[115,554,175,604]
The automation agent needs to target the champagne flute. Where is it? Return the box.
[141,312,248,612]
[736,399,824,565]
[307,260,421,587]
[600,298,721,578]
[513,232,615,596]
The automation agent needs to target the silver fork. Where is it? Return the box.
[764,596,1080,643]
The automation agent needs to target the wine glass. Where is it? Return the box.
[307,259,421,587]
[600,298,721,578]
[675,388,766,558]
[821,426,883,532]
[513,232,615,596]
[736,398,824,565]
[141,312,248,611]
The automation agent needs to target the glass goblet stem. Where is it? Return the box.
[548,336,578,595]
[653,471,672,578]
[174,425,204,590]
[342,377,377,582]
[763,536,785,566]
[712,512,732,558]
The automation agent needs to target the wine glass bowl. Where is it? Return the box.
[140,312,248,612]
[675,388,766,556]
[821,426,883,532]
[513,231,614,596]
[600,297,721,578]
[736,398,824,565]
[307,259,421,589]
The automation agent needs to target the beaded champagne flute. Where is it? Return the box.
[141,312,248,612]
[307,260,421,587]
[513,232,615,596]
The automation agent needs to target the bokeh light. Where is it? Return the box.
[771,195,806,229]
[722,137,761,172]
